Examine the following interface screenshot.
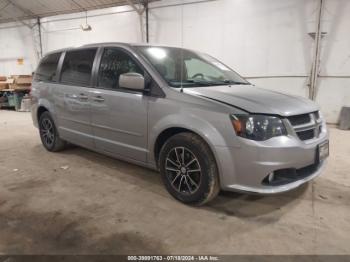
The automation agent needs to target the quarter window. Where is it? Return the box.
[98,48,143,89]
[34,52,61,82]
[60,49,97,86]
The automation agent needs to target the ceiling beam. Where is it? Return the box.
[11,16,33,28]
[126,0,144,15]
[7,0,36,17]
[0,0,159,25]
[6,0,36,28]
[70,0,87,12]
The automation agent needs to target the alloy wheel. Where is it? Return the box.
[165,147,202,194]
[40,118,55,147]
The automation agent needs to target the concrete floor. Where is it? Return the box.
[0,110,349,255]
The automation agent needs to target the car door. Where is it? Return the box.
[89,47,148,163]
[54,48,97,149]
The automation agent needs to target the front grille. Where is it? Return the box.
[288,113,311,126]
[297,129,315,140]
[287,111,322,141]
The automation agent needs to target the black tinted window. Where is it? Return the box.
[98,48,143,89]
[34,52,61,82]
[60,49,97,86]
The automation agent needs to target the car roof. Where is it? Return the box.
[43,42,190,57]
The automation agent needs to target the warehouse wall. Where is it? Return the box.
[0,5,141,76]
[148,0,350,123]
[0,23,38,76]
[0,0,349,123]
[316,0,350,123]
[40,5,142,52]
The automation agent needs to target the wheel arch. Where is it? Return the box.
[153,126,223,175]
[35,98,57,125]
[151,114,227,160]
[154,127,194,166]
[37,105,49,121]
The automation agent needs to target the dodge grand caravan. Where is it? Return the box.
[31,43,329,205]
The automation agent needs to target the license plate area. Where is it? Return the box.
[317,140,329,162]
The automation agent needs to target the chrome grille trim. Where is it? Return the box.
[287,111,322,141]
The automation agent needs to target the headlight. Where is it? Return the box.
[230,114,287,141]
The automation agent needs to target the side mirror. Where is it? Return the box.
[119,73,145,91]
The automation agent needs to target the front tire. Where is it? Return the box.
[159,132,220,206]
[39,111,66,152]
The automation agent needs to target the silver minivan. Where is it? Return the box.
[31,43,329,205]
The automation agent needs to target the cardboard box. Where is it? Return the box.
[11,74,31,78]
[16,77,32,85]
[0,76,8,90]
[0,75,32,90]
[9,75,31,90]
[0,83,8,90]
[9,85,31,90]
[14,75,32,85]
[6,78,14,89]
[6,78,14,84]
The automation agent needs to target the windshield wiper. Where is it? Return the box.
[220,80,250,85]
[178,79,220,87]
[187,79,250,86]
[171,79,250,88]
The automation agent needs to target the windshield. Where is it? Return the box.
[136,46,249,88]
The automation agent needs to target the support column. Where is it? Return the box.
[31,18,43,61]
[145,2,149,43]
[309,0,324,100]
[127,0,149,43]
[37,17,43,58]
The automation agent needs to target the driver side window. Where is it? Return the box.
[98,48,144,90]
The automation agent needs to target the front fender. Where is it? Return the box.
[152,113,227,146]
[149,112,239,189]
[149,112,230,166]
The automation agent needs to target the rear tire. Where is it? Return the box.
[39,111,66,152]
[159,132,220,206]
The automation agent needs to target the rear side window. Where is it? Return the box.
[60,48,97,86]
[98,48,143,89]
[34,52,61,82]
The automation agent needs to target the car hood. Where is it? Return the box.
[184,85,319,116]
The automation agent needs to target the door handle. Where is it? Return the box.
[93,95,105,102]
[78,93,89,101]
[65,94,78,99]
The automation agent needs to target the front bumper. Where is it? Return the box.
[216,129,328,194]
[225,160,326,194]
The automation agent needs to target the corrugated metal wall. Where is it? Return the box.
[0,0,349,123]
